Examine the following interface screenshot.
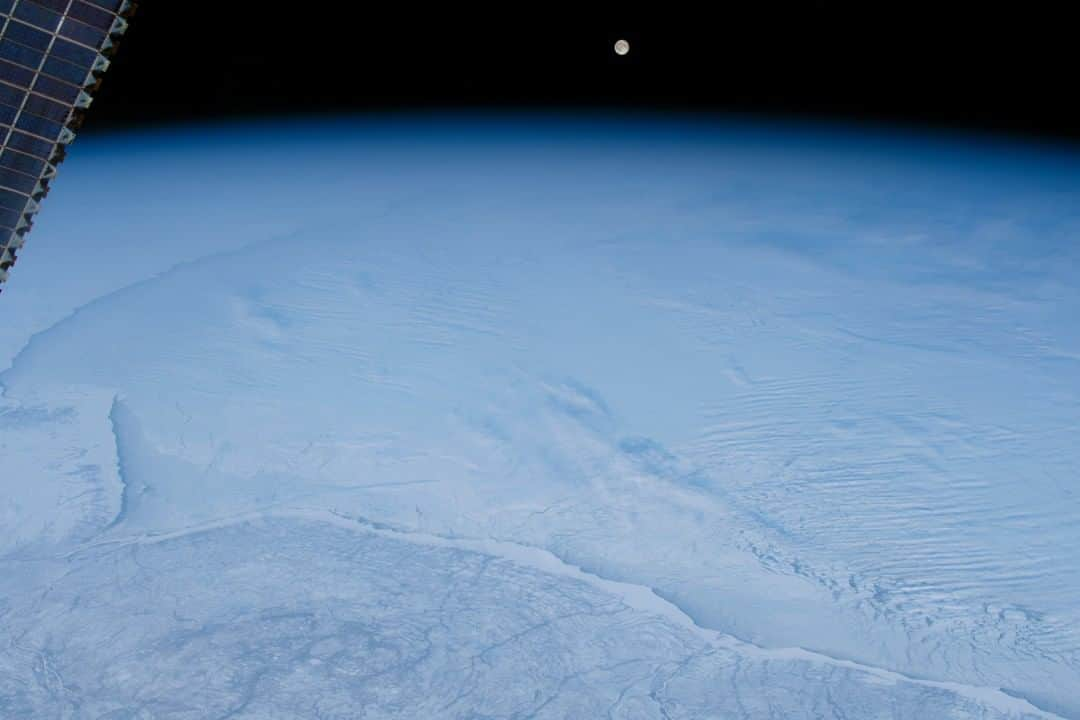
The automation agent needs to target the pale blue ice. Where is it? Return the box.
[1,116,1079,718]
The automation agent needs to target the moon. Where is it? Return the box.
[614,39,630,56]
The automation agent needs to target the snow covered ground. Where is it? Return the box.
[2,117,1079,717]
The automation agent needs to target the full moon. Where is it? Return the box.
[614,39,630,56]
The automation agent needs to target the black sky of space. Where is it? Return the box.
[86,3,1079,142]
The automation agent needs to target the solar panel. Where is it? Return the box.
[0,0,135,291]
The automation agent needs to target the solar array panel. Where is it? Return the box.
[0,0,135,291]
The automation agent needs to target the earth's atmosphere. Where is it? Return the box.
[1,116,1079,719]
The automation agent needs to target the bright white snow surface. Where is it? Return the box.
[1,116,1079,718]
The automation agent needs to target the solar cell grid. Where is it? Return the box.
[4,127,53,157]
[43,54,93,85]
[24,92,73,122]
[58,18,105,47]
[0,0,135,287]
[50,36,98,65]
[16,108,63,138]
[3,19,52,50]
[29,0,68,12]
[83,0,123,11]
[0,57,35,86]
[0,208,22,228]
[0,38,46,67]
[0,145,43,174]
[14,3,63,33]
[0,166,37,193]
[0,82,23,105]
[68,2,113,30]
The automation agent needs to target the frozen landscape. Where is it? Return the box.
[1,117,1079,718]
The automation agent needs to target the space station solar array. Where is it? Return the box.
[0,0,135,291]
